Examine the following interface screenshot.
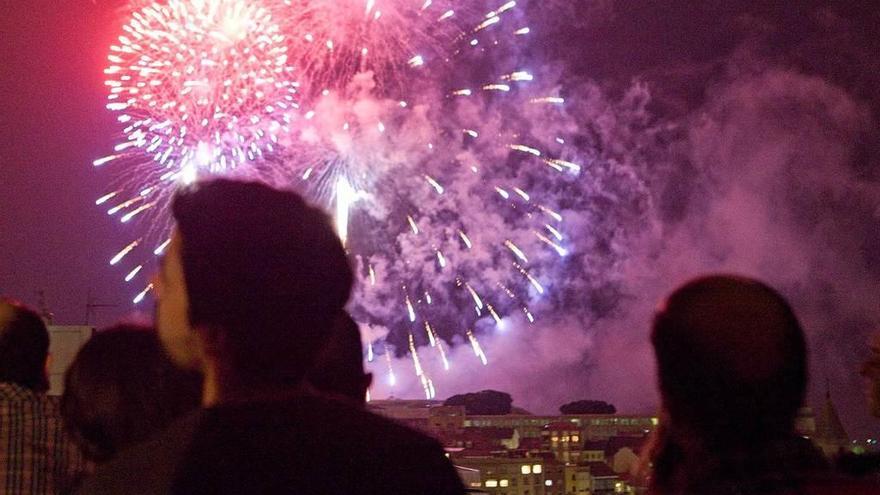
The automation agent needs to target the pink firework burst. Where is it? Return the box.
[97,0,298,183]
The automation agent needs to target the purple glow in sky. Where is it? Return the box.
[1,1,878,439]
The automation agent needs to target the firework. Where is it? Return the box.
[101,0,296,177]
[276,0,477,98]
[96,0,301,295]
[97,0,590,398]
[270,0,582,398]
[97,0,297,224]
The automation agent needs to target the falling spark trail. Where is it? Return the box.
[467,329,488,365]
[436,339,450,370]
[335,176,357,245]
[110,240,140,266]
[153,239,171,256]
[95,191,119,205]
[133,283,153,304]
[425,322,437,347]
[385,346,397,387]
[124,265,143,282]
[405,295,417,322]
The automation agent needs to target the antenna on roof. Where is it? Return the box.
[84,288,117,326]
[36,289,54,324]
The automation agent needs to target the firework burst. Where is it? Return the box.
[277,0,481,98]
[272,0,582,398]
[96,0,602,398]
[96,0,297,225]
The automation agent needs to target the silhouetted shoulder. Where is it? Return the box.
[81,394,464,494]
[75,409,201,495]
[175,395,465,494]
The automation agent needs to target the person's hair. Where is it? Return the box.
[171,179,354,386]
[307,312,371,403]
[648,275,810,493]
[652,275,806,437]
[0,298,50,392]
[60,324,202,463]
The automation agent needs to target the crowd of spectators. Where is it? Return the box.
[1,179,877,494]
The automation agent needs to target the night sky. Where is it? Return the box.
[2,1,879,438]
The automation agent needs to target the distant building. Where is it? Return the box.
[573,436,648,492]
[518,436,545,452]
[813,388,850,458]
[544,422,584,462]
[429,405,467,434]
[543,458,566,495]
[563,463,592,495]
[582,440,607,463]
[794,406,817,438]
[440,427,520,452]
[370,399,653,494]
[46,325,93,395]
[452,454,547,495]
[576,415,656,441]
[582,462,621,495]
[463,414,657,441]
[455,465,483,491]
[604,436,647,475]
[368,399,445,432]
[464,414,560,439]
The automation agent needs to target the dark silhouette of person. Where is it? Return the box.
[60,324,202,465]
[646,275,877,495]
[306,311,372,404]
[0,298,86,494]
[77,179,464,495]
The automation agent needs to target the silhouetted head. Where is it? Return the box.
[153,179,353,391]
[0,298,50,392]
[60,324,202,463]
[307,312,372,404]
[652,275,807,442]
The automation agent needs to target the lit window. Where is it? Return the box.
[562,436,570,442]
[572,435,580,442]
[545,480,553,486]
[500,480,509,487]
[521,465,532,474]
[532,464,543,474]
[551,436,559,442]
[485,480,498,488]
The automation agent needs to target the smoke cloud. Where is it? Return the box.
[369,2,880,438]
